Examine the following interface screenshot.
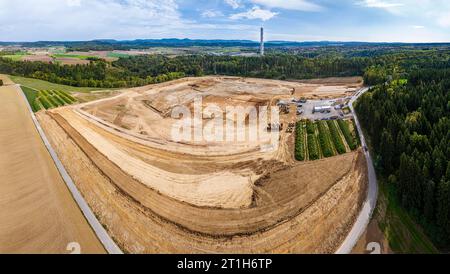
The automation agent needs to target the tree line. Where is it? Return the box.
[355,68,450,247]
[0,53,373,88]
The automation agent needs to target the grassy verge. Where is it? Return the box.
[21,86,41,112]
[377,179,439,253]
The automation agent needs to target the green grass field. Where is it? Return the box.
[10,76,102,93]
[107,52,131,59]
[52,53,92,60]
[21,86,41,112]
[2,54,28,61]
[376,175,439,253]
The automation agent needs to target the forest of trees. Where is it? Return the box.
[0,57,185,88]
[355,68,450,247]
[1,46,449,89]
[0,53,371,88]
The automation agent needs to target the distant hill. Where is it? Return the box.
[2,39,450,50]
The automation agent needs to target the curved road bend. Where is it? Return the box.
[335,87,379,254]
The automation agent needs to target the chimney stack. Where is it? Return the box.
[260,27,264,56]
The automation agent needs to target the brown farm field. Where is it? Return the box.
[36,76,368,253]
[0,82,105,254]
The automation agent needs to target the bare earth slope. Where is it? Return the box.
[0,84,104,254]
[37,77,368,253]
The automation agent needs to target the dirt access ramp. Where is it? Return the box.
[0,84,105,254]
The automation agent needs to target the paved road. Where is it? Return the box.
[335,87,379,254]
[15,84,122,254]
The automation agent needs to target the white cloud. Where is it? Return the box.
[250,0,323,12]
[225,0,241,9]
[358,0,403,9]
[412,25,425,29]
[357,0,450,28]
[230,6,278,21]
[357,0,404,14]
[202,10,224,18]
[0,0,187,41]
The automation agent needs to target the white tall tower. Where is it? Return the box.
[260,27,265,56]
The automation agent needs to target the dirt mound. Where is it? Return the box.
[36,76,368,253]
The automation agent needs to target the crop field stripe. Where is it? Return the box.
[307,133,320,160]
[53,94,66,106]
[45,93,61,107]
[38,96,52,110]
[327,120,347,155]
[304,122,309,161]
[317,121,335,158]
[334,120,351,152]
[20,86,78,112]
[53,90,76,103]
[295,121,306,161]
[337,119,357,150]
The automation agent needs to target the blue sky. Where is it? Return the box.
[1,0,450,42]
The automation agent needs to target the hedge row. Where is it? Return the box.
[337,120,357,150]
[306,120,315,135]
[327,120,347,154]
[295,122,305,161]
[53,90,76,103]
[307,133,320,160]
[45,94,61,107]
[39,96,52,109]
[317,121,335,158]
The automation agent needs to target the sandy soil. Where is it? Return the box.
[0,85,104,254]
[36,76,368,253]
[38,110,368,253]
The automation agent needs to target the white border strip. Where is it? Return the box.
[17,85,123,254]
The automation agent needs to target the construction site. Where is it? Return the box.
[34,76,369,253]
